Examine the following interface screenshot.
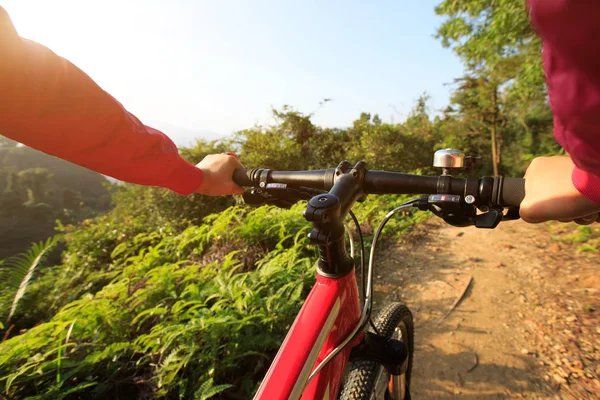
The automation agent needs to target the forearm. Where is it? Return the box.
[0,6,203,195]
[528,0,600,204]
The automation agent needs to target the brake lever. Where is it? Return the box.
[418,195,517,229]
[417,195,476,227]
[242,189,269,207]
[503,207,520,221]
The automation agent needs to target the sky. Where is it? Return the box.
[4,0,464,146]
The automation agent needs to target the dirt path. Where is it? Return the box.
[372,219,600,399]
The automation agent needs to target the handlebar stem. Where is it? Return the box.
[304,161,367,277]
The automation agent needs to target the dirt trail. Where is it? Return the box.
[372,219,600,399]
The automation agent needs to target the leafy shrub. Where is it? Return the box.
[0,194,427,399]
[0,203,315,399]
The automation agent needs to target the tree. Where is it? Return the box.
[435,0,545,102]
[444,75,505,175]
[347,97,437,172]
[17,168,54,204]
[435,0,556,175]
[236,107,318,170]
[272,106,316,162]
[309,127,350,169]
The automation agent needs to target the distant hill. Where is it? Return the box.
[0,137,111,259]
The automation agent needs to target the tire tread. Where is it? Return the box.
[338,303,414,400]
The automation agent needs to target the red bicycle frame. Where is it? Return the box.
[233,160,525,399]
[254,268,362,400]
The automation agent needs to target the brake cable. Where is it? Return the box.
[304,198,420,386]
[346,211,379,335]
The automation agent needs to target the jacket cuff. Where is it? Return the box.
[572,166,600,204]
[164,159,204,195]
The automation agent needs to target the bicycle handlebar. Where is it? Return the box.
[500,177,526,207]
[234,165,525,276]
[233,168,525,208]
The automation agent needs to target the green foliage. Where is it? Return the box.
[1,235,61,323]
[347,105,436,174]
[549,224,600,253]
[238,99,439,173]
[0,189,429,399]
[194,377,232,400]
[110,138,237,231]
[0,203,318,399]
[435,0,559,176]
[0,145,110,259]
[352,195,429,238]
[236,107,314,170]
[435,0,542,97]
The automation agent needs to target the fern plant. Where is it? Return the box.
[0,194,427,399]
[1,235,61,323]
[194,377,232,400]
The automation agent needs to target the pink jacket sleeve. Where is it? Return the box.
[528,0,600,204]
[0,6,203,195]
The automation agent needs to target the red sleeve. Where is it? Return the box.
[0,6,203,195]
[528,0,600,204]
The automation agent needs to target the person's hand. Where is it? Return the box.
[520,156,600,224]
[194,153,245,196]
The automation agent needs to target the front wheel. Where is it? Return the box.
[338,303,414,400]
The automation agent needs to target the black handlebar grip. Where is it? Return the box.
[500,177,525,207]
[233,169,252,187]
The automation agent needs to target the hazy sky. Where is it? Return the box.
[4,0,464,145]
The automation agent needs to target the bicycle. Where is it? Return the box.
[232,149,525,400]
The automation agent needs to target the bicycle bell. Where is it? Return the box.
[433,148,464,175]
